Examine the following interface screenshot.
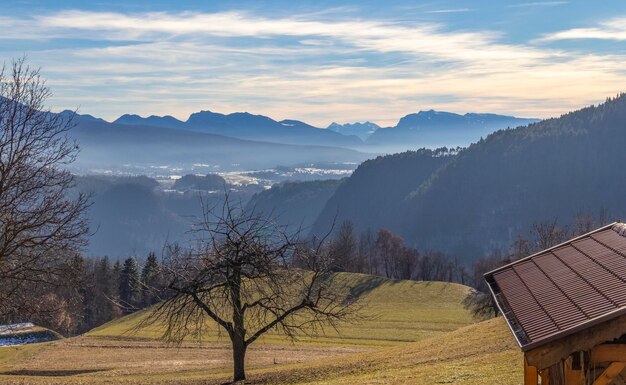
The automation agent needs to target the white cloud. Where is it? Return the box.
[540,17,626,41]
[1,9,624,126]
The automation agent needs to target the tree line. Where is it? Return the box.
[27,253,165,335]
[326,221,468,284]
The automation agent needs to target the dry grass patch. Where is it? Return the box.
[90,275,474,348]
[0,274,493,384]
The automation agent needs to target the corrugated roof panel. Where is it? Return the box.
[486,222,626,351]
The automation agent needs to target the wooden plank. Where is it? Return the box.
[592,362,626,385]
[592,345,626,364]
[525,356,539,385]
[541,368,550,385]
[526,312,626,370]
[565,356,582,385]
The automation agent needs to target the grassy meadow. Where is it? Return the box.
[0,273,522,384]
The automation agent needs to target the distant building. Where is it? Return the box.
[486,222,626,385]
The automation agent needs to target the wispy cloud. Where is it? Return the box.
[0,9,623,126]
[540,17,626,41]
[509,1,567,8]
[425,8,472,14]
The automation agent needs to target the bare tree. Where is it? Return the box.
[0,58,89,320]
[329,220,357,272]
[141,197,360,382]
[374,229,404,279]
[532,219,569,250]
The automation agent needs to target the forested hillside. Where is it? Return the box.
[312,148,454,240]
[313,95,626,260]
[245,179,342,232]
[75,175,261,257]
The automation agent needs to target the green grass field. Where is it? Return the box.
[90,273,475,347]
[0,273,522,384]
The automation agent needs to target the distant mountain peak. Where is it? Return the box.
[59,110,107,123]
[114,113,185,128]
[327,121,380,140]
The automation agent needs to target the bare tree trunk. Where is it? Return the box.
[231,333,247,382]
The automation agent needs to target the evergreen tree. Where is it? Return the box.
[140,252,162,307]
[119,257,140,313]
[93,256,115,324]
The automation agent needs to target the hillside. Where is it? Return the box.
[245,179,343,233]
[75,175,263,257]
[0,309,519,384]
[0,274,482,384]
[311,148,453,240]
[313,95,626,260]
[89,273,474,347]
[255,317,520,385]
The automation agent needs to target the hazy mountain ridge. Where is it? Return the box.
[66,114,369,175]
[113,110,363,148]
[367,110,539,150]
[114,114,187,129]
[311,95,626,260]
[327,121,380,140]
[109,108,535,151]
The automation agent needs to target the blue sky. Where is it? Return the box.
[3,0,626,126]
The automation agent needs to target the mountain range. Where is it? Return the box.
[240,95,626,261]
[109,108,536,153]
[64,112,368,175]
[367,110,539,151]
[114,111,362,148]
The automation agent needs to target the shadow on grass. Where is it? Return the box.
[347,274,402,301]
[2,369,107,377]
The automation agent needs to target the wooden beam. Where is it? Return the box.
[592,362,626,385]
[564,356,583,385]
[526,312,626,370]
[592,344,626,365]
[541,368,549,385]
[525,357,539,385]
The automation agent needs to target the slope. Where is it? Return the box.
[0,313,518,385]
[89,273,474,347]
[311,148,453,239]
[254,317,520,385]
[313,95,626,261]
[0,273,477,384]
[245,179,343,233]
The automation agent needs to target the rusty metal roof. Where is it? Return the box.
[485,222,626,351]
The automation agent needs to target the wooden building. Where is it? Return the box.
[485,222,626,385]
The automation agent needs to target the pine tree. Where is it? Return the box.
[93,256,115,325]
[70,254,89,334]
[140,252,161,307]
[119,257,140,313]
[111,259,123,318]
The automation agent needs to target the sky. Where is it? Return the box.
[2,0,626,126]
